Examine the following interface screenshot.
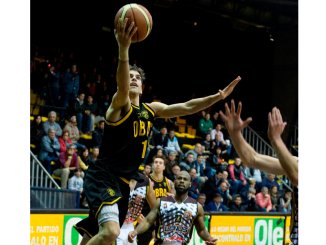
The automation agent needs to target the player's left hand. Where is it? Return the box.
[219,76,241,100]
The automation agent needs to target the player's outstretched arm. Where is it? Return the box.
[194,204,217,244]
[148,76,241,118]
[106,18,138,121]
[219,100,286,175]
[268,107,298,186]
[128,198,160,243]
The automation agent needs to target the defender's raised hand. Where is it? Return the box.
[219,99,252,134]
[267,107,287,143]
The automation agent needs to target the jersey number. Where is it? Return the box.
[141,140,147,158]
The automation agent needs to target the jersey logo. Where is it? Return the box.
[139,110,149,119]
[107,188,116,196]
[184,211,192,220]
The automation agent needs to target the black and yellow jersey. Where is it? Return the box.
[149,174,172,199]
[97,103,155,180]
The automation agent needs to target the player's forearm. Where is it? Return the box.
[116,47,130,92]
[229,131,286,175]
[228,131,256,167]
[270,138,298,185]
[134,219,153,235]
[181,92,223,116]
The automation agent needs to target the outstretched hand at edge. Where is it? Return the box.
[219,76,241,100]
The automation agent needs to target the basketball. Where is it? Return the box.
[114,3,153,43]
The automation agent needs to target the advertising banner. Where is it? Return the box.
[210,215,291,245]
[31,213,291,245]
[30,214,87,245]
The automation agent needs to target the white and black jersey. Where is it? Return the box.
[156,196,198,244]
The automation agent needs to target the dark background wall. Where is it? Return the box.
[31,0,298,139]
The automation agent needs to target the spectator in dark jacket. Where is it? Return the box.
[92,119,105,147]
[229,194,247,212]
[204,193,229,212]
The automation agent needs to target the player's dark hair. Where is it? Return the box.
[130,64,146,82]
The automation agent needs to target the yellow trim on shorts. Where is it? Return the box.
[106,106,133,126]
[95,197,122,218]
[73,225,93,239]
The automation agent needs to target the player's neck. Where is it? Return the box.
[130,94,140,106]
[151,172,164,181]
[174,193,188,204]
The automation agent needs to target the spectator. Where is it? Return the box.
[244,187,259,212]
[78,147,91,172]
[73,92,85,133]
[58,130,73,153]
[91,119,105,148]
[243,166,263,188]
[270,185,281,212]
[68,168,86,208]
[212,146,228,172]
[88,146,100,165]
[210,123,225,141]
[255,186,273,212]
[201,133,215,155]
[146,125,168,163]
[142,163,152,177]
[278,189,292,213]
[68,168,84,192]
[216,180,233,206]
[38,128,60,173]
[164,151,179,180]
[198,112,213,138]
[169,163,181,181]
[152,125,168,149]
[46,63,61,107]
[164,129,184,159]
[190,154,209,187]
[62,63,79,108]
[229,194,246,212]
[63,115,86,150]
[30,115,43,154]
[211,111,220,129]
[82,94,97,134]
[179,152,195,171]
[197,193,207,207]
[202,170,224,204]
[228,157,247,195]
[204,193,229,212]
[42,111,62,137]
[184,143,203,160]
[188,168,202,200]
[53,144,80,189]
[261,173,280,191]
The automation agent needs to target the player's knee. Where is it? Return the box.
[98,225,120,243]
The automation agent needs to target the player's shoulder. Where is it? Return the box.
[186,196,198,204]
